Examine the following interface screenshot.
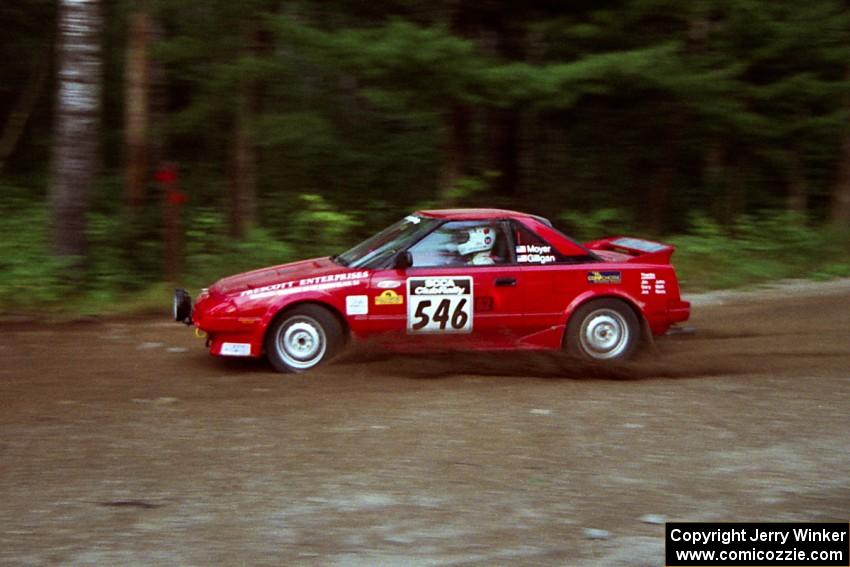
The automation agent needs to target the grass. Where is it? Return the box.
[668,213,850,291]
[1,207,848,318]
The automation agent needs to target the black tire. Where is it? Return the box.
[265,304,344,373]
[565,298,641,362]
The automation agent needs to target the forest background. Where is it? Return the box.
[2,0,849,314]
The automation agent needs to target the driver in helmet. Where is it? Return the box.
[456,226,499,265]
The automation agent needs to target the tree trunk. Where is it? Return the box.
[786,152,808,215]
[438,1,474,204]
[644,9,710,233]
[646,162,673,235]
[727,153,747,223]
[645,113,682,234]
[489,107,521,197]
[228,20,263,238]
[439,103,472,203]
[49,0,102,260]
[158,164,183,283]
[229,107,256,239]
[705,141,726,221]
[124,9,151,210]
[488,20,525,198]
[831,126,850,227]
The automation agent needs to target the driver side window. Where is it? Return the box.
[409,221,510,267]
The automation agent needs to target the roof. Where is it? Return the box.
[416,208,537,221]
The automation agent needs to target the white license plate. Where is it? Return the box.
[221,342,251,356]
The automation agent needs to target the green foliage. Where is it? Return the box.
[287,194,359,257]
[559,208,636,241]
[0,195,847,313]
[184,208,296,286]
[442,174,492,204]
[132,0,850,235]
[87,210,162,293]
[0,203,69,307]
[5,0,850,315]
[671,212,850,289]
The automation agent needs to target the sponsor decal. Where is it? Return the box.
[221,342,251,356]
[587,270,622,284]
[240,271,369,299]
[375,290,403,305]
[407,276,473,334]
[516,244,550,254]
[640,272,666,295]
[518,253,557,264]
[346,295,368,315]
[410,277,471,296]
[515,244,556,264]
[376,280,402,289]
[405,215,421,224]
[641,272,655,295]
[299,271,370,286]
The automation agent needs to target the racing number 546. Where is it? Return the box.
[411,298,469,331]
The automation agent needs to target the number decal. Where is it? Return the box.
[451,298,468,328]
[432,299,450,329]
[411,300,431,330]
[406,277,473,334]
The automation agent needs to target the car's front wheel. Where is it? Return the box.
[265,305,344,373]
[565,298,640,362]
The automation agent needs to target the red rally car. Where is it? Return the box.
[173,208,690,372]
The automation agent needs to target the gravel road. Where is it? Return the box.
[1,281,849,566]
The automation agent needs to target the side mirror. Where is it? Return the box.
[395,251,413,270]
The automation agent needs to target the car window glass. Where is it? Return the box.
[512,222,564,265]
[337,215,439,268]
[409,221,509,267]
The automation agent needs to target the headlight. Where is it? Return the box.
[209,299,238,316]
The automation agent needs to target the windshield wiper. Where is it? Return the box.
[330,254,348,267]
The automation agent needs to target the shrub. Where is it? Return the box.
[0,205,69,308]
[669,212,850,290]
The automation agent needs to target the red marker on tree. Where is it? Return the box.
[157,163,185,282]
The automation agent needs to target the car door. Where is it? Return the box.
[511,220,578,347]
[367,220,524,349]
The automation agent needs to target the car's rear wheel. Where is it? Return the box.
[566,298,640,361]
[265,305,344,373]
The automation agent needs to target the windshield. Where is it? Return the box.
[336,215,439,269]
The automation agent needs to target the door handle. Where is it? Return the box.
[495,277,517,287]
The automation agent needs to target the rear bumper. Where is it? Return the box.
[668,299,691,324]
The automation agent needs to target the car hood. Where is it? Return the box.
[211,256,355,295]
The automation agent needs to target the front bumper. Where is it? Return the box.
[177,288,264,357]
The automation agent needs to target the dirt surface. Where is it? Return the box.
[1,282,849,566]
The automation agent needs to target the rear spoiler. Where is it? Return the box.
[584,236,675,265]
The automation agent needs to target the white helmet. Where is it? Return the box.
[457,226,495,256]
